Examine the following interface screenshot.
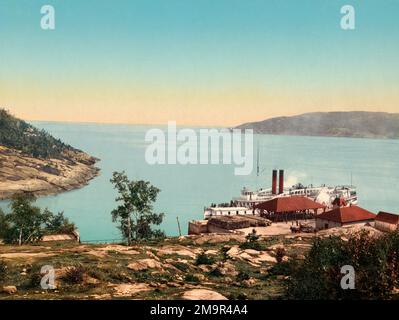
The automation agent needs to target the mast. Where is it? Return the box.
[350,172,353,187]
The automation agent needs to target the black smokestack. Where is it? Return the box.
[272,170,277,195]
[279,170,284,194]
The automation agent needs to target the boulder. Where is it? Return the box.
[267,243,285,251]
[257,252,277,263]
[156,245,198,259]
[226,246,240,258]
[219,261,238,277]
[2,286,17,294]
[182,289,228,300]
[198,264,214,273]
[243,249,260,256]
[111,283,151,297]
[193,273,206,281]
[242,278,257,287]
[205,249,218,256]
[238,252,253,261]
[127,259,163,271]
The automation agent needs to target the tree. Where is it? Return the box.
[6,193,50,245]
[110,171,165,245]
[45,211,76,234]
[0,193,76,245]
[0,209,10,240]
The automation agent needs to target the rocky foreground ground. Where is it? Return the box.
[0,146,99,200]
[0,225,379,300]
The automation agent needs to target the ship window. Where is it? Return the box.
[236,211,239,214]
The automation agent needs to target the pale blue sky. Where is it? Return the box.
[0,0,398,125]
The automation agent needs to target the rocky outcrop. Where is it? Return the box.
[110,283,151,297]
[2,286,17,294]
[182,289,228,300]
[226,245,277,265]
[127,259,163,271]
[0,146,99,200]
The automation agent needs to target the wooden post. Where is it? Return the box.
[176,216,182,237]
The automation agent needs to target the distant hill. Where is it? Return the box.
[236,111,399,139]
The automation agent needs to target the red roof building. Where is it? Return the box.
[316,205,375,230]
[254,196,326,213]
[254,196,326,221]
[375,211,399,232]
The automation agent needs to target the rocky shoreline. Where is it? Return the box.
[0,145,100,200]
[0,225,383,300]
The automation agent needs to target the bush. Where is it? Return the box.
[172,261,189,272]
[220,246,231,260]
[63,265,86,284]
[195,252,215,266]
[228,292,248,300]
[237,271,250,282]
[275,247,286,264]
[184,274,200,283]
[208,267,223,277]
[239,241,263,251]
[0,260,7,282]
[27,265,42,289]
[245,229,260,242]
[287,230,399,300]
[239,229,263,251]
[268,260,297,277]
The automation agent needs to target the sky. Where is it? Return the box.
[0,0,398,126]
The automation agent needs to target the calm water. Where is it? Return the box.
[1,122,399,241]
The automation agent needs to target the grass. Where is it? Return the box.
[0,234,300,300]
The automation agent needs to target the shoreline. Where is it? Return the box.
[0,145,100,201]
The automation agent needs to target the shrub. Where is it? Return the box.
[287,230,399,300]
[239,229,263,251]
[195,252,214,266]
[208,267,223,277]
[172,261,189,272]
[63,264,86,284]
[184,274,200,283]
[27,265,42,289]
[228,292,248,300]
[0,260,7,282]
[237,271,250,282]
[275,247,286,264]
[268,260,297,277]
[245,229,260,242]
[220,246,231,260]
[239,241,263,251]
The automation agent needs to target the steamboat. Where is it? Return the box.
[204,169,358,219]
[234,169,357,208]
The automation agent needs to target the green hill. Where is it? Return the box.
[0,108,75,158]
[236,111,399,139]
